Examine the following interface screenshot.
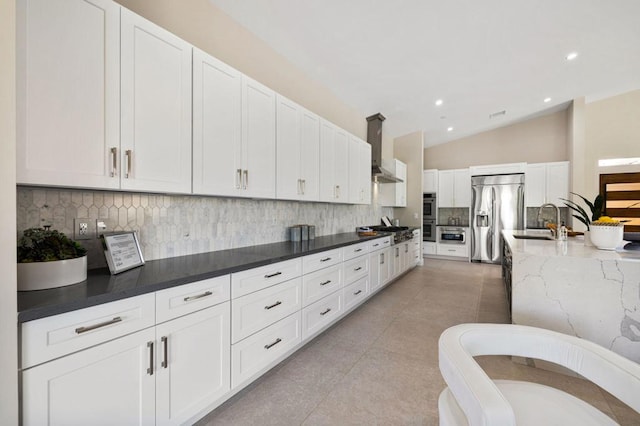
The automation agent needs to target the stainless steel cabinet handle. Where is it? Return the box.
[373,243,379,247]
[264,300,282,310]
[161,336,168,369]
[380,253,385,264]
[354,290,362,295]
[264,338,282,349]
[298,179,302,194]
[405,245,409,253]
[396,248,399,257]
[354,248,362,252]
[183,291,212,302]
[110,147,117,177]
[125,150,132,178]
[75,316,122,334]
[236,169,242,189]
[320,308,331,316]
[243,169,248,189]
[264,272,282,279]
[147,341,154,375]
[320,257,332,262]
[354,267,362,271]
[336,185,340,198]
[302,179,306,194]
[320,280,331,286]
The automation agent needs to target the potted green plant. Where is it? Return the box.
[17,227,88,291]
[559,192,604,231]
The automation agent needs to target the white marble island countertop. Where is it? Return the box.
[503,229,640,363]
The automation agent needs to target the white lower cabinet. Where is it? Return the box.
[155,303,230,426]
[22,327,156,426]
[436,243,469,258]
[231,312,302,388]
[343,276,369,311]
[302,290,343,339]
[302,264,343,307]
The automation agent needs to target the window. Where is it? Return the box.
[600,172,640,232]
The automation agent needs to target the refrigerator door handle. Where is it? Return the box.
[487,187,497,260]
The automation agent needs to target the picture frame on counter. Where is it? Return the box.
[101,231,145,275]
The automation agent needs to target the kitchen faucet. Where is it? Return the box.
[537,203,561,239]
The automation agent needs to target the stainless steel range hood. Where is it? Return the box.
[366,113,403,183]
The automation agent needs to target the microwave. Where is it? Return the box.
[438,227,465,244]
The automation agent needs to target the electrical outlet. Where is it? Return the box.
[74,218,95,240]
[96,219,111,238]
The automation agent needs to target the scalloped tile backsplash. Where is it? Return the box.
[17,187,393,269]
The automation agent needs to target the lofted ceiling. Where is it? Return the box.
[209,0,640,147]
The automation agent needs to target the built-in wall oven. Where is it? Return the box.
[423,193,436,242]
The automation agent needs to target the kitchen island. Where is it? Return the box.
[503,230,640,363]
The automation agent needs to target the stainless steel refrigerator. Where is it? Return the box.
[471,174,525,263]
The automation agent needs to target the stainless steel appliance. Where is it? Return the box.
[471,174,525,263]
[423,193,436,242]
[438,227,466,244]
[423,219,436,242]
[366,225,415,245]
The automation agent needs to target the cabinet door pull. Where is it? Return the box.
[320,308,331,316]
[264,338,282,350]
[264,300,282,310]
[183,291,213,302]
[354,266,362,271]
[75,316,122,334]
[264,271,282,279]
[302,179,306,194]
[161,336,168,369]
[147,341,154,375]
[380,253,385,264]
[125,149,132,178]
[320,257,332,262]
[373,243,379,247]
[320,280,331,286]
[236,169,242,189]
[297,178,302,195]
[243,169,249,189]
[354,290,362,295]
[354,248,362,252]
[110,147,117,177]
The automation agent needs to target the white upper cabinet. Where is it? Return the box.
[241,76,277,199]
[438,169,470,207]
[380,159,407,207]
[348,135,372,205]
[276,95,320,201]
[17,0,121,189]
[120,9,193,194]
[469,162,526,176]
[319,120,350,203]
[525,161,569,207]
[192,48,242,197]
[423,169,438,193]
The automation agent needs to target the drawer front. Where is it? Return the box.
[156,275,230,323]
[302,290,343,340]
[343,255,369,285]
[232,278,302,343]
[302,264,342,307]
[369,236,391,252]
[231,312,301,388]
[438,244,468,258]
[231,258,302,299]
[302,248,342,274]
[342,241,370,261]
[343,276,369,311]
[21,293,156,369]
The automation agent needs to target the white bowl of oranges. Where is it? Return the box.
[589,217,624,250]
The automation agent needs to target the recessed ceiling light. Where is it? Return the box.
[544,97,552,103]
[435,99,443,106]
[566,52,578,61]
[447,127,454,132]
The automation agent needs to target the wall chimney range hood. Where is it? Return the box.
[366,113,403,183]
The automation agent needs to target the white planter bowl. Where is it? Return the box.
[589,225,624,251]
[18,256,87,291]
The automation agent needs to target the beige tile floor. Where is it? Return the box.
[197,259,640,425]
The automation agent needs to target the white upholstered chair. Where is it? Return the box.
[438,323,640,426]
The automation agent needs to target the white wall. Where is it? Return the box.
[0,0,18,423]
[393,131,424,227]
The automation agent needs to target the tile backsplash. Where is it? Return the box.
[17,187,393,270]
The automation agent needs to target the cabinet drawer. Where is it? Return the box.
[232,278,302,343]
[231,312,301,388]
[302,248,342,274]
[342,241,370,261]
[343,255,369,285]
[302,264,342,307]
[343,276,369,312]
[437,244,468,258]
[302,290,343,339]
[21,293,155,369]
[369,237,391,251]
[231,258,302,299]
[156,275,230,323]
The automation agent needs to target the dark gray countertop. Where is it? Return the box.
[18,232,388,323]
